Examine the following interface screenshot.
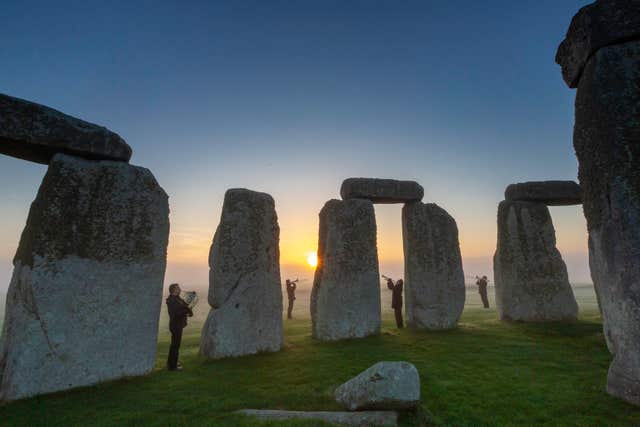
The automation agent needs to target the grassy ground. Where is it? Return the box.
[1,286,640,426]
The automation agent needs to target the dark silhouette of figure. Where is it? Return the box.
[476,275,490,308]
[166,283,193,371]
[286,278,298,319]
[386,277,404,328]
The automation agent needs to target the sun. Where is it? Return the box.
[306,252,318,268]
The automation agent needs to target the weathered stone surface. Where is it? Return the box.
[505,181,582,206]
[0,94,132,164]
[340,178,424,204]
[493,201,578,322]
[236,409,398,427]
[574,40,640,405]
[555,0,640,88]
[402,203,465,330]
[311,199,380,341]
[200,189,283,359]
[335,361,420,411]
[0,154,169,402]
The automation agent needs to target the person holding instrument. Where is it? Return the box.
[166,283,193,371]
[475,275,490,309]
[286,278,298,319]
[383,275,404,328]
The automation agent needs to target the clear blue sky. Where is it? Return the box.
[0,0,592,295]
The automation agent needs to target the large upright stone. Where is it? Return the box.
[311,199,380,341]
[505,181,582,206]
[402,202,465,330]
[569,40,640,405]
[555,0,640,88]
[340,178,423,204]
[0,94,132,164]
[493,201,578,322]
[0,154,169,402]
[200,189,283,359]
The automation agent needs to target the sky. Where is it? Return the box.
[0,0,593,296]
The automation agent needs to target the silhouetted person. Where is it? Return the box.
[386,277,404,328]
[166,283,193,371]
[286,278,298,319]
[476,275,490,308]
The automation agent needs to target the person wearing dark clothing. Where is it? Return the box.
[166,283,193,371]
[476,275,490,309]
[386,277,404,328]
[286,278,298,319]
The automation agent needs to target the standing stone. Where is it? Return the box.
[402,202,465,330]
[311,199,380,341]
[571,40,640,405]
[0,94,132,164]
[0,154,169,402]
[340,178,424,204]
[200,189,283,359]
[335,361,420,411]
[493,201,578,322]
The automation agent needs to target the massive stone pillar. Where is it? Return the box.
[0,154,169,402]
[402,202,465,330]
[311,199,380,341]
[494,200,578,322]
[557,1,640,405]
[200,189,283,359]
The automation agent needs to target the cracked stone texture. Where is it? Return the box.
[555,0,640,88]
[493,200,578,322]
[505,181,582,206]
[0,154,169,402]
[237,409,398,427]
[0,94,132,164]
[574,40,640,406]
[311,199,381,341]
[200,189,283,359]
[340,178,424,204]
[402,202,465,330]
[335,361,420,411]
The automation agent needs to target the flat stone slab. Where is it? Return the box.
[0,154,169,402]
[340,178,423,204]
[0,93,132,164]
[556,0,640,88]
[335,361,421,411]
[504,181,581,206]
[236,409,398,427]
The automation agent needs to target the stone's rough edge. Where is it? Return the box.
[504,181,582,205]
[340,177,424,203]
[0,93,132,164]
[555,0,640,88]
[236,409,399,427]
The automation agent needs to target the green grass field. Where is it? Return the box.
[1,286,640,426]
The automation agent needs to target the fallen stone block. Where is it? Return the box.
[236,409,398,427]
[335,361,420,411]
